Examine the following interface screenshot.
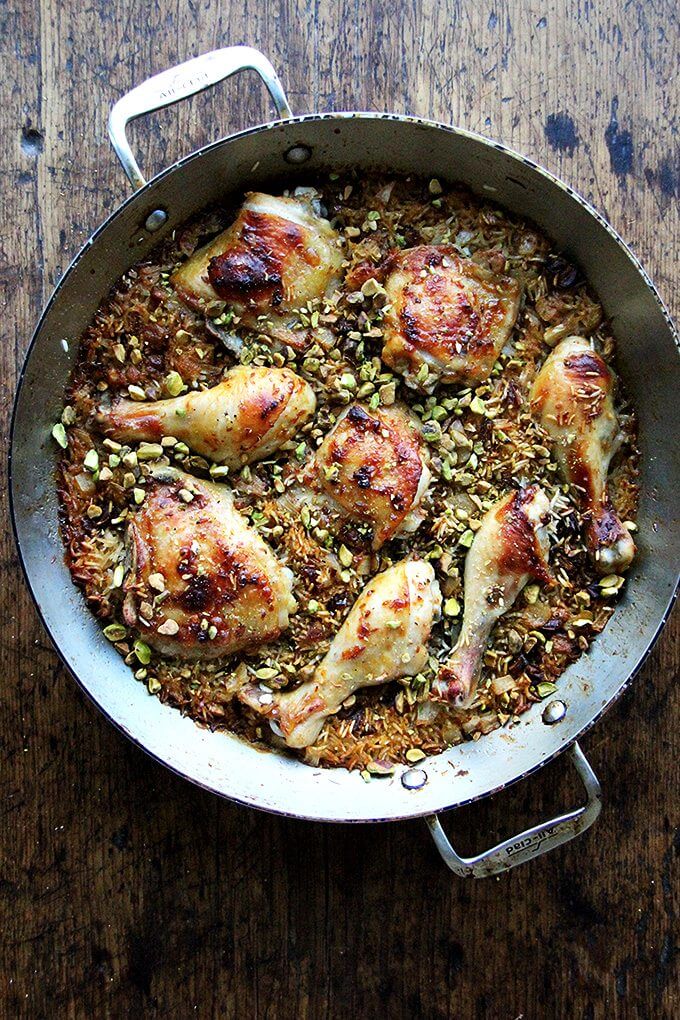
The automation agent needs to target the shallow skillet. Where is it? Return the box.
[10,47,680,877]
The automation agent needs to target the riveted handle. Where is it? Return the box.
[108,46,293,191]
[426,742,602,878]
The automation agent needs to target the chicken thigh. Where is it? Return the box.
[98,366,316,469]
[171,191,344,349]
[380,245,522,392]
[291,402,431,549]
[122,467,296,659]
[432,485,551,707]
[239,559,441,748]
[530,335,635,574]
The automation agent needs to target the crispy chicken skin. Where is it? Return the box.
[240,559,441,748]
[380,245,522,392]
[171,192,344,349]
[98,366,316,469]
[433,485,551,707]
[122,468,296,659]
[530,336,635,574]
[296,401,431,549]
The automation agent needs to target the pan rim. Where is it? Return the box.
[9,110,680,822]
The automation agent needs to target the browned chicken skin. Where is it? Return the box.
[98,365,316,469]
[239,559,441,748]
[171,192,344,349]
[530,335,635,575]
[433,485,551,707]
[380,245,522,392]
[292,401,431,549]
[123,467,296,659]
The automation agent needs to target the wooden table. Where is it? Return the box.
[3,2,678,1016]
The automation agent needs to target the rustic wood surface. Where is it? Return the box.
[2,1,678,1017]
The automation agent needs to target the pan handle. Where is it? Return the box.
[108,46,292,191]
[425,742,602,878]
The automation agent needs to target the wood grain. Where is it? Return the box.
[2,1,678,1017]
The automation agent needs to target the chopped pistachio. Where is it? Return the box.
[415,363,430,385]
[164,370,184,396]
[536,682,558,698]
[178,488,194,503]
[83,449,99,472]
[366,760,395,776]
[86,504,102,519]
[148,572,166,592]
[137,442,164,461]
[51,423,68,449]
[469,395,486,415]
[378,381,396,405]
[295,441,307,461]
[132,487,146,505]
[444,597,461,617]
[255,666,279,680]
[147,677,162,694]
[422,420,441,443]
[103,623,127,642]
[459,529,474,548]
[338,544,353,567]
[368,392,381,411]
[307,599,320,614]
[428,178,443,195]
[127,384,146,401]
[360,276,384,297]
[157,618,179,636]
[524,584,540,604]
[133,639,152,665]
[210,464,230,479]
[61,405,76,426]
[405,748,426,763]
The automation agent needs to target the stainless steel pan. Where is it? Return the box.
[10,47,679,877]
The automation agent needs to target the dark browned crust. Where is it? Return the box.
[315,404,425,546]
[207,210,315,307]
[385,245,520,374]
[496,486,552,585]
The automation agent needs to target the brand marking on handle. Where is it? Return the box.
[504,824,560,858]
[159,71,211,102]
